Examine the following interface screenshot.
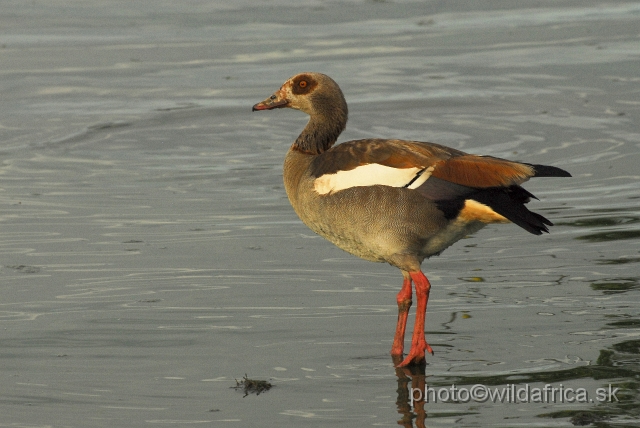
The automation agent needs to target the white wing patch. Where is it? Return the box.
[313,164,434,195]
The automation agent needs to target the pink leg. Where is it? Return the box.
[391,272,413,356]
[397,271,433,367]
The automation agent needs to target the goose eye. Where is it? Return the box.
[299,80,307,88]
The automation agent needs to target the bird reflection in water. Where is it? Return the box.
[393,355,427,428]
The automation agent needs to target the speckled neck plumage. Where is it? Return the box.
[293,117,346,155]
[293,92,348,155]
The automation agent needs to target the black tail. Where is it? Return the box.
[527,163,572,178]
[470,185,554,235]
[468,163,570,235]
[425,163,570,234]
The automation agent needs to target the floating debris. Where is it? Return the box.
[231,374,272,397]
[5,265,41,274]
[460,276,485,282]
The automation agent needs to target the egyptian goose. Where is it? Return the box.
[252,72,570,367]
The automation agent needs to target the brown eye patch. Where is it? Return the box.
[291,74,317,95]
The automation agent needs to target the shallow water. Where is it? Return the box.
[1,1,639,427]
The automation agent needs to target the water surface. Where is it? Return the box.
[0,1,639,426]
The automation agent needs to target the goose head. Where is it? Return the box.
[252,72,348,120]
